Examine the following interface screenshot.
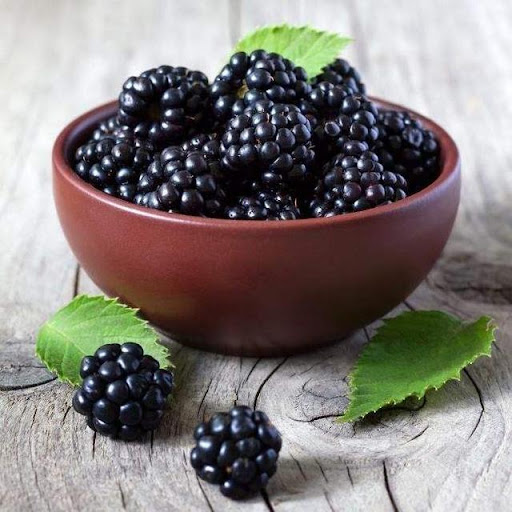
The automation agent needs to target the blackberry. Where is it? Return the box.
[74,136,154,201]
[373,109,440,193]
[211,50,311,121]
[180,133,220,155]
[72,343,173,441]
[312,58,366,94]
[118,66,210,147]
[134,146,227,217]
[226,189,300,220]
[309,83,379,158]
[190,405,282,500]
[220,101,315,190]
[91,116,120,141]
[309,149,408,217]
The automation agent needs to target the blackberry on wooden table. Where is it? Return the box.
[190,405,282,500]
[72,343,174,441]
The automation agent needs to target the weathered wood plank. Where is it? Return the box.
[1,0,512,511]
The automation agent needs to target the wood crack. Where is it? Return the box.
[383,461,399,512]
[196,476,215,512]
[118,482,126,510]
[315,457,328,482]
[198,378,213,418]
[404,425,429,444]
[253,357,288,410]
[261,488,275,512]
[61,405,72,424]
[91,432,97,459]
[72,263,81,297]
[290,453,307,481]
[346,466,354,487]
[0,376,56,392]
[463,368,485,439]
[290,413,340,423]
[323,490,336,512]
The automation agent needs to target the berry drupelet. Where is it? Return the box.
[134,146,227,217]
[373,109,440,193]
[190,405,282,500]
[118,66,211,147]
[312,58,366,94]
[309,149,408,217]
[74,136,154,201]
[220,100,315,190]
[72,342,173,441]
[210,50,311,121]
[225,189,300,220]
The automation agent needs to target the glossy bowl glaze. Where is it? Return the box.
[53,99,460,356]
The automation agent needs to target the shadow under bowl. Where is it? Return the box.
[53,99,461,357]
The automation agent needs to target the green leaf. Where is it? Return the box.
[36,295,171,386]
[234,25,352,79]
[339,311,496,423]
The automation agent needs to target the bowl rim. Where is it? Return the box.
[53,98,460,231]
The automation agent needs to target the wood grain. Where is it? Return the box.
[1,0,512,510]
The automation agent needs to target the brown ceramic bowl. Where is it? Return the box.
[53,99,460,356]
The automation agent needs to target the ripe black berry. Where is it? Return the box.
[74,136,154,201]
[134,145,227,217]
[211,50,311,121]
[312,58,366,94]
[372,109,440,192]
[191,405,282,500]
[310,85,379,159]
[220,100,315,189]
[118,66,211,147]
[226,189,300,220]
[72,343,173,441]
[309,149,408,217]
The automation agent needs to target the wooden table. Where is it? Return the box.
[1,0,511,510]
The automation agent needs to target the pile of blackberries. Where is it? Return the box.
[73,52,440,220]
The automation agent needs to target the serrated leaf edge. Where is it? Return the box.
[337,316,497,423]
[35,295,172,387]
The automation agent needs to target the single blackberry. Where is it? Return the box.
[220,101,315,190]
[72,343,173,441]
[118,66,210,147]
[226,189,300,220]
[134,146,227,217]
[373,109,440,193]
[211,50,311,121]
[309,83,379,159]
[309,149,408,217]
[190,405,282,500]
[312,58,366,94]
[74,136,154,201]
